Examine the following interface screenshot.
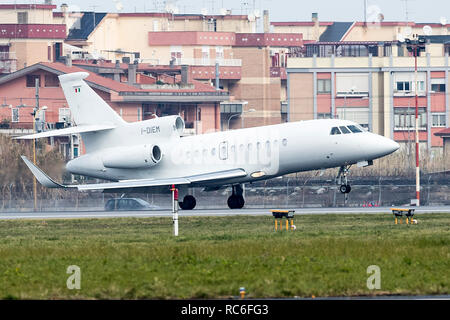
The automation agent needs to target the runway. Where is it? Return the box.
[0,206,449,220]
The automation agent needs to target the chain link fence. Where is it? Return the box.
[1,175,449,212]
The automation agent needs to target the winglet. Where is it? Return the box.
[20,156,67,188]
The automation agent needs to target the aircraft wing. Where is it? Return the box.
[14,124,116,140]
[20,156,247,191]
[77,168,248,191]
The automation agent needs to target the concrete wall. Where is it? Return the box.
[0,8,54,24]
[288,73,314,121]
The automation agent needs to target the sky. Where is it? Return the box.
[5,0,450,24]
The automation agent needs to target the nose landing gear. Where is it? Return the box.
[336,165,352,194]
[227,184,245,209]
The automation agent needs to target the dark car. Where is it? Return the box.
[105,198,160,211]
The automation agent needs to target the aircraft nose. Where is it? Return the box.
[365,134,400,159]
[386,138,400,154]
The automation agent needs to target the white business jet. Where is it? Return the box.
[18,72,399,209]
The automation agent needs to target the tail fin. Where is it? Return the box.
[58,72,126,126]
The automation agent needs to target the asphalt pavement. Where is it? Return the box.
[0,206,449,220]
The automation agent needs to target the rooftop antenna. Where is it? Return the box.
[364,0,367,27]
[401,0,415,24]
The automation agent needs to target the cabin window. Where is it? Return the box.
[339,126,351,134]
[347,125,363,133]
[266,140,271,157]
[330,127,341,135]
[282,138,288,146]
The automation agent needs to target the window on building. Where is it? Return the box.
[45,75,59,87]
[431,79,446,92]
[26,75,41,88]
[317,79,331,94]
[153,20,159,31]
[394,72,426,94]
[394,108,427,130]
[337,107,369,128]
[417,81,425,92]
[11,108,19,122]
[17,12,28,24]
[432,113,446,127]
[202,46,210,63]
[215,46,224,61]
[54,43,62,61]
[336,73,369,96]
[368,45,379,57]
[383,44,392,57]
[431,83,446,92]
[396,81,411,92]
[318,113,332,119]
[170,45,182,64]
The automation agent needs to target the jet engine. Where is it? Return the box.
[102,144,162,169]
[143,115,185,137]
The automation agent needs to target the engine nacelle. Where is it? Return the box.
[144,115,185,137]
[102,144,162,169]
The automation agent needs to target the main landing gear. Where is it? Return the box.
[179,194,196,210]
[336,165,352,194]
[227,184,245,209]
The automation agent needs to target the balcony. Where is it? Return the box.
[270,66,287,79]
[0,51,17,73]
[174,58,242,67]
[0,24,66,39]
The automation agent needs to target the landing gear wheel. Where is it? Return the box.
[339,184,351,194]
[227,195,245,209]
[179,195,196,210]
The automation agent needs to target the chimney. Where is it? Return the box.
[128,63,137,85]
[312,13,320,41]
[114,60,121,82]
[64,54,72,67]
[181,65,189,85]
[263,10,270,33]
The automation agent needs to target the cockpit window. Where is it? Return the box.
[330,127,341,135]
[339,126,351,134]
[347,125,363,133]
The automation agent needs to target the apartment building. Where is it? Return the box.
[0,3,66,74]
[0,61,228,157]
[272,13,450,42]
[286,38,449,152]
[58,8,302,129]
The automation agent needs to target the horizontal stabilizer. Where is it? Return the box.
[20,156,68,188]
[14,124,116,140]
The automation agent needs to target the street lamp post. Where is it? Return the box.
[227,108,255,130]
[405,35,426,206]
[31,99,47,211]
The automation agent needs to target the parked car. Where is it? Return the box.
[105,198,160,211]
